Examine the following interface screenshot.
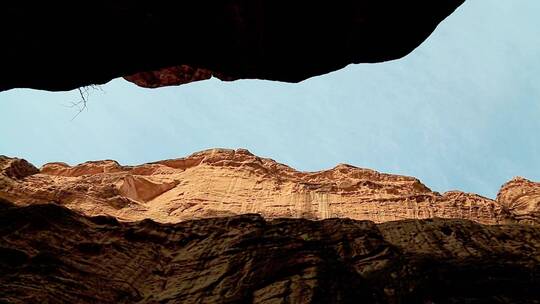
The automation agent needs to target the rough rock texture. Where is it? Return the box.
[0,155,39,180]
[0,1,464,91]
[0,148,534,225]
[124,65,237,89]
[0,202,539,304]
[498,177,540,225]
[1,151,539,302]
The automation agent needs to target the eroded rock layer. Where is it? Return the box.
[0,202,539,303]
[1,149,537,224]
[497,177,540,225]
[0,1,465,91]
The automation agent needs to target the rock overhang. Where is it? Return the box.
[0,0,465,91]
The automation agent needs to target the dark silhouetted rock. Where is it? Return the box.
[0,1,464,91]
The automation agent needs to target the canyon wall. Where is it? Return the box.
[2,149,540,303]
[1,149,537,225]
[1,202,539,303]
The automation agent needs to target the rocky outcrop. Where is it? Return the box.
[0,149,535,225]
[0,202,538,303]
[497,177,540,225]
[0,1,465,91]
[0,156,39,180]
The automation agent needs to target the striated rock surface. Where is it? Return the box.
[0,148,534,225]
[0,1,465,91]
[1,151,539,303]
[497,177,540,225]
[0,202,539,303]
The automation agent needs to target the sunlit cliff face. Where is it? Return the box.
[2,148,538,225]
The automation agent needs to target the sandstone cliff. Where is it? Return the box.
[0,202,538,303]
[1,149,537,225]
[497,177,540,225]
[2,150,540,303]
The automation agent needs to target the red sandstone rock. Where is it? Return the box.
[1,150,539,303]
[0,149,533,225]
[497,177,540,225]
[0,202,538,303]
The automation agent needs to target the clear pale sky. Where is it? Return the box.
[1,1,539,198]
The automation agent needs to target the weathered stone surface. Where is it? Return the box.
[0,156,39,180]
[0,202,538,304]
[1,150,538,302]
[0,149,532,225]
[497,177,540,225]
[0,1,465,91]
[124,65,237,89]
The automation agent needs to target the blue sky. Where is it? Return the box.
[1,1,539,198]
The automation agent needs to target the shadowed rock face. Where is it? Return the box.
[0,156,39,180]
[0,0,464,91]
[1,148,538,225]
[0,202,539,304]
